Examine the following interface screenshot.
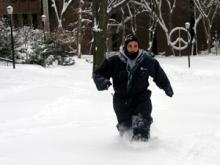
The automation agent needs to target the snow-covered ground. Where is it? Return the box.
[1,55,220,165]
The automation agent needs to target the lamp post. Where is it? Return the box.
[214,31,218,55]
[185,22,191,68]
[7,6,15,69]
[41,14,46,42]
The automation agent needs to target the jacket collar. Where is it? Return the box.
[119,46,144,64]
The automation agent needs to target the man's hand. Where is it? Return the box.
[165,86,174,97]
[95,78,112,91]
[102,79,112,90]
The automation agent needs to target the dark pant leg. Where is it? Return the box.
[131,97,153,140]
[133,96,153,124]
[113,95,132,132]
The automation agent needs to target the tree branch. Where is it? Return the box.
[107,0,132,16]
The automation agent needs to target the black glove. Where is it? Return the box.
[165,86,174,97]
[102,79,112,90]
[96,78,112,91]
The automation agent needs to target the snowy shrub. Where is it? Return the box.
[15,27,44,63]
[0,21,76,67]
[44,55,56,67]
[17,28,77,67]
[16,27,37,60]
[0,19,11,58]
[51,30,77,54]
[62,56,75,66]
[30,34,76,67]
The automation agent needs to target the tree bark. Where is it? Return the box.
[92,0,108,71]
[77,1,83,58]
[42,0,50,33]
[202,19,212,54]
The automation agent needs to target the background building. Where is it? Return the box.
[0,0,42,28]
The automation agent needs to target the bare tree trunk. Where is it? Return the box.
[207,29,212,54]
[127,4,136,34]
[77,1,83,58]
[168,11,176,56]
[42,0,50,33]
[202,19,212,54]
[147,1,156,52]
[192,4,201,55]
[120,8,126,47]
[192,0,220,54]
[92,0,108,71]
[147,19,157,52]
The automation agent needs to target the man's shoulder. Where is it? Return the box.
[106,51,120,58]
[105,51,121,62]
[142,49,155,59]
[141,50,155,60]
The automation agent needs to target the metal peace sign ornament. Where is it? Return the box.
[169,27,191,51]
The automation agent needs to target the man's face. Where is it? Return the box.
[127,41,139,53]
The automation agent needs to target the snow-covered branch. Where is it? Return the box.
[50,0,73,29]
[192,0,220,53]
[107,0,131,15]
[126,3,136,34]
[193,0,220,29]
[165,0,176,14]
[61,0,73,17]
[51,0,62,28]
[193,0,207,18]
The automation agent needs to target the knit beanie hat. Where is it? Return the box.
[124,34,139,50]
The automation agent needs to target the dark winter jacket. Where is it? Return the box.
[93,49,173,99]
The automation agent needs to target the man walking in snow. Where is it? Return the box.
[93,34,173,141]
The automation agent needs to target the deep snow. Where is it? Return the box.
[1,55,220,165]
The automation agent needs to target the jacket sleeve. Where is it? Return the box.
[92,58,112,91]
[149,59,172,91]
